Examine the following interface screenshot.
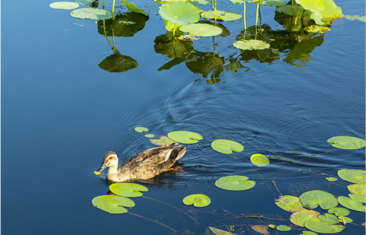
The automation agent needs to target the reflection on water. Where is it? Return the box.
[98,49,138,72]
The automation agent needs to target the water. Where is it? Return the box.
[2,0,365,234]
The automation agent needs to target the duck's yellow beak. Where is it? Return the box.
[95,162,107,175]
[94,171,101,175]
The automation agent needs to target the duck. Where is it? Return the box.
[94,144,186,182]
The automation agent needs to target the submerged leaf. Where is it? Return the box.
[275,195,305,212]
[207,227,238,235]
[150,136,175,146]
[290,209,319,227]
[233,40,270,50]
[338,169,366,183]
[299,190,338,210]
[70,8,113,20]
[201,10,242,21]
[211,139,244,154]
[327,136,366,150]
[135,127,148,133]
[328,207,350,217]
[251,225,269,235]
[326,177,338,182]
[183,194,211,207]
[276,225,291,231]
[215,175,255,191]
[110,183,148,197]
[179,23,223,37]
[250,154,270,167]
[50,1,79,9]
[338,196,366,212]
[92,195,135,214]
[168,131,202,144]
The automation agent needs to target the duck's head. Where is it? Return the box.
[94,151,119,175]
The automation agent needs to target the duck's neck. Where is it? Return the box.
[107,165,131,182]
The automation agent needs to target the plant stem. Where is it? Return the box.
[112,0,115,19]
[173,24,176,38]
[214,0,217,23]
[243,2,246,31]
[103,0,105,8]
[128,212,177,232]
[255,4,259,39]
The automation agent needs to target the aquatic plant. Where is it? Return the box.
[92,195,135,213]
[327,136,366,150]
[168,131,203,143]
[250,153,270,166]
[110,183,148,197]
[135,126,148,132]
[296,0,342,25]
[215,175,256,190]
[338,169,366,183]
[49,1,79,9]
[183,194,211,207]
[299,190,338,210]
[211,139,244,154]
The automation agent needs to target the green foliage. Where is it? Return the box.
[359,16,366,22]
[211,139,244,154]
[121,0,148,16]
[304,25,330,33]
[318,213,338,223]
[305,217,344,233]
[233,40,270,50]
[328,207,350,217]
[70,8,113,20]
[135,127,149,133]
[50,1,79,9]
[150,136,175,146]
[290,209,319,227]
[183,194,211,207]
[92,195,135,214]
[180,23,223,37]
[296,0,342,25]
[326,177,337,182]
[215,175,255,191]
[159,2,200,26]
[300,231,317,235]
[348,193,366,203]
[201,10,242,21]
[250,154,270,167]
[275,196,305,212]
[168,131,203,143]
[344,15,360,20]
[338,196,366,212]
[268,224,276,229]
[327,136,366,150]
[109,183,148,197]
[145,134,155,138]
[299,190,338,210]
[338,169,366,183]
[348,183,366,195]
[338,216,352,223]
[276,225,291,231]
[74,0,94,5]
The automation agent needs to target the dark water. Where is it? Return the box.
[2,0,365,234]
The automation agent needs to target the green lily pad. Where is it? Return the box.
[109,183,148,197]
[179,23,223,37]
[70,8,113,20]
[168,131,202,144]
[268,224,276,229]
[348,183,366,195]
[183,194,211,207]
[318,213,338,224]
[359,16,366,22]
[290,209,319,227]
[338,196,366,212]
[211,139,244,154]
[296,0,342,25]
[338,216,353,223]
[344,15,360,20]
[159,2,200,26]
[50,1,79,9]
[327,136,366,150]
[338,169,366,183]
[299,190,338,210]
[92,195,135,214]
[328,207,350,217]
[300,231,317,235]
[145,134,155,138]
[135,127,148,133]
[349,193,366,203]
[250,154,270,167]
[74,0,94,5]
[304,25,331,33]
[201,10,242,21]
[326,177,338,182]
[233,40,270,50]
[121,0,148,16]
[215,175,255,191]
[275,195,305,212]
[276,225,291,231]
[305,218,344,234]
[150,136,175,146]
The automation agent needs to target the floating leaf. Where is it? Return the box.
[233,40,270,50]
[168,131,202,144]
[275,195,305,212]
[159,2,200,26]
[348,183,366,196]
[328,207,350,217]
[299,190,338,210]
[201,10,241,21]
[211,139,244,154]
[92,195,135,214]
[300,231,317,235]
[304,25,330,33]
[276,225,291,231]
[338,196,366,212]
[135,127,148,133]
[250,154,270,167]
[145,134,155,138]
[121,0,148,16]
[179,23,223,37]
[253,0,286,6]
[183,194,211,207]
[344,15,360,20]
[74,0,94,5]
[206,227,238,235]
[359,16,366,22]
[296,0,342,25]
[349,193,366,203]
[305,217,344,233]
[215,175,255,191]
[50,1,79,9]
[338,169,366,183]
[327,136,366,150]
[318,213,338,224]
[338,216,353,223]
[251,225,269,235]
[268,224,276,229]
[326,177,337,182]
[70,8,113,20]
[109,183,148,197]
[290,209,319,227]
[150,136,175,146]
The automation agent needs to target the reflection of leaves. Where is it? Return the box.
[98,50,138,73]
[185,51,224,78]
[154,35,194,59]
[97,12,148,37]
[274,6,312,32]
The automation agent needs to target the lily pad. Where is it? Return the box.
[326,177,337,182]
[290,209,319,227]
[179,23,223,37]
[318,213,338,224]
[275,195,305,212]
[328,207,350,217]
[305,218,344,234]
[159,2,200,26]
[327,136,366,150]
[250,154,270,167]
[92,195,135,214]
[121,0,148,16]
[145,134,155,138]
[276,225,291,231]
[50,1,79,9]
[206,227,238,235]
[359,16,366,22]
[183,194,211,207]
[70,8,113,20]
[338,169,366,183]
[211,139,244,154]
[349,193,366,203]
[74,0,94,5]
[215,175,255,191]
[268,224,276,229]
[348,183,366,195]
[135,127,148,133]
[304,25,331,33]
[338,216,353,223]
[201,10,242,21]
[299,190,338,210]
[338,196,366,212]
[300,231,317,235]
[233,40,270,50]
[251,225,270,234]
[168,131,202,144]
[109,183,148,197]
[296,0,342,25]
[252,0,286,6]
[344,15,359,20]
[150,136,175,146]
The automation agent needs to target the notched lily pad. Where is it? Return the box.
[275,195,305,212]
[276,225,291,231]
[300,231,317,235]
[233,40,270,50]
[305,217,344,234]
[304,25,331,33]
[348,183,366,196]
[327,136,366,150]
[211,139,244,154]
[92,195,135,214]
[250,154,270,167]
[180,23,223,37]
[318,213,338,224]
[299,190,338,210]
[183,194,211,207]
[328,207,350,217]
[290,209,319,227]
[168,131,202,144]
[50,1,79,9]
[135,127,148,133]
[150,136,175,146]
[201,10,242,21]
[338,169,366,183]
[109,183,148,197]
[349,193,366,203]
[338,216,353,223]
[215,175,255,191]
[338,196,366,212]
[326,177,337,182]
[70,8,113,20]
